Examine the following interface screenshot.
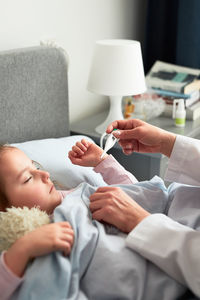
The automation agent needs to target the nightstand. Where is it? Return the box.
[70,111,200,181]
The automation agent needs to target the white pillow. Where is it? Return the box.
[12,135,105,190]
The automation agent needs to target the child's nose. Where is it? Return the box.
[38,170,50,182]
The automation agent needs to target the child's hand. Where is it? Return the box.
[24,222,74,258]
[4,222,74,277]
[68,139,108,167]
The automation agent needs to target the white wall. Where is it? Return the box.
[0,0,147,123]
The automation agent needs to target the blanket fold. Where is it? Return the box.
[12,177,190,300]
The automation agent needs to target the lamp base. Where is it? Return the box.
[95,96,124,135]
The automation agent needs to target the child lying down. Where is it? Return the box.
[0,140,198,299]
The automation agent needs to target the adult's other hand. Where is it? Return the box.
[106,119,176,157]
[90,186,150,233]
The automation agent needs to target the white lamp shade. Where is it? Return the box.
[87,39,146,96]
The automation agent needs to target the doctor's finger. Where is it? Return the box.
[106,119,137,134]
[118,140,135,150]
[89,199,108,212]
[92,206,114,222]
[94,186,118,194]
[118,139,134,147]
[90,193,108,202]
[106,120,121,133]
[90,189,117,201]
[92,209,105,221]
[113,127,143,141]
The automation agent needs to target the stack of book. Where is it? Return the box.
[146,61,200,120]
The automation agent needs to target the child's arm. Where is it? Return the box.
[68,139,107,167]
[0,251,24,300]
[3,222,74,278]
[68,139,138,184]
[94,155,138,185]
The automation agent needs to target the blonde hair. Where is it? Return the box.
[0,144,17,211]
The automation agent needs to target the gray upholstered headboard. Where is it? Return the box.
[0,46,69,144]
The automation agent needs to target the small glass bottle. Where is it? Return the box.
[132,96,145,120]
[124,97,134,119]
[172,99,186,127]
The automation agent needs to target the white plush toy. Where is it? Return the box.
[0,206,50,252]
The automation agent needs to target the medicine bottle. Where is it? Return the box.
[172,99,186,127]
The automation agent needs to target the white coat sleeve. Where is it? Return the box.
[126,214,200,297]
[165,134,200,185]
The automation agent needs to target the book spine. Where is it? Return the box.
[161,90,199,107]
[146,60,200,94]
[152,88,190,99]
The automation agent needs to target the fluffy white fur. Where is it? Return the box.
[0,206,50,252]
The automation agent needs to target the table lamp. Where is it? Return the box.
[87,39,146,134]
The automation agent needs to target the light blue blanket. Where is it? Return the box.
[13,176,199,300]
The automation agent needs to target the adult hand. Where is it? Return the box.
[90,186,150,233]
[106,119,176,157]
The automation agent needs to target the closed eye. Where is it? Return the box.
[32,160,43,171]
[24,176,32,183]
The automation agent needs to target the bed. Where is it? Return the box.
[0,45,105,189]
[0,46,198,300]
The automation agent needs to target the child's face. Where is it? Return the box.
[1,148,61,214]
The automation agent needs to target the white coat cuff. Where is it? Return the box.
[126,214,175,251]
[165,135,200,185]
